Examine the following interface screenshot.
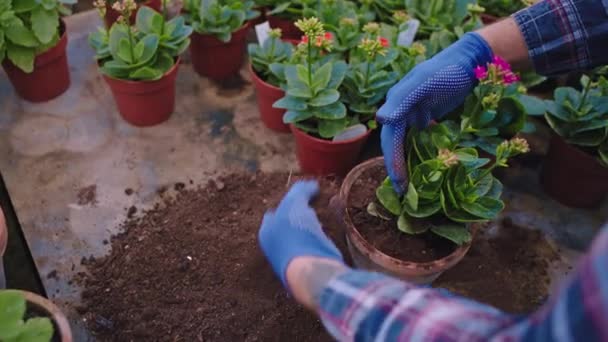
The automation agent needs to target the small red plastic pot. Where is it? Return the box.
[291,124,371,176]
[267,15,302,40]
[102,58,180,127]
[2,20,70,103]
[249,64,290,133]
[190,24,250,81]
[540,134,608,208]
[104,0,162,28]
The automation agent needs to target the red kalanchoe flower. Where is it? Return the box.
[379,37,389,48]
[301,35,309,44]
[474,65,488,80]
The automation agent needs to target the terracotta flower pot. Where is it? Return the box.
[337,157,475,284]
[540,134,608,208]
[267,15,302,40]
[249,64,290,133]
[21,291,72,342]
[2,20,70,103]
[291,124,370,176]
[104,0,162,28]
[190,24,250,81]
[0,207,6,258]
[481,13,500,25]
[102,58,180,127]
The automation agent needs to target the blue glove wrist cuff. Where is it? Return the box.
[457,32,494,75]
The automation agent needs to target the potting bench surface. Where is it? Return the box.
[0,11,606,341]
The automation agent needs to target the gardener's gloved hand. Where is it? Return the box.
[378,32,493,194]
[259,181,344,290]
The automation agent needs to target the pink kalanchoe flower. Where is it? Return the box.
[503,72,520,85]
[474,65,488,80]
[492,55,512,71]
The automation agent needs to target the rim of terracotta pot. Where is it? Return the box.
[32,19,67,68]
[21,291,72,342]
[290,124,372,146]
[248,63,283,92]
[101,57,181,92]
[339,156,476,277]
[0,206,6,257]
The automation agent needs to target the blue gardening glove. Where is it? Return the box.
[259,181,344,289]
[378,32,493,194]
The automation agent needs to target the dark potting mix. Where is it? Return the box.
[77,172,556,341]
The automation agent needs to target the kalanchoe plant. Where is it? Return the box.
[457,56,532,155]
[248,28,293,87]
[183,0,258,42]
[371,122,530,245]
[479,0,529,18]
[89,0,192,81]
[0,290,54,342]
[273,17,350,139]
[543,74,608,167]
[0,0,75,73]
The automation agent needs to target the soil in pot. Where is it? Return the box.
[77,173,344,341]
[2,20,70,102]
[347,164,457,262]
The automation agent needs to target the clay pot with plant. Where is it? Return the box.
[538,74,608,208]
[261,0,305,40]
[0,0,73,102]
[0,290,72,342]
[337,121,530,284]
[248,28,294,133]
[102,0,162,28]
[183,0,259,81]
[89,0,192,126]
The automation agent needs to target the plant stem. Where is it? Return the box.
[307,37,312,87]
[126,18,135,62]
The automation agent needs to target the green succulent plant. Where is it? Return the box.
[479,0,529,17]
[248,28,294,87]
[0,290,54,342]
[373,121,529,245]
[0,0,75,73]
[183,0,258,42]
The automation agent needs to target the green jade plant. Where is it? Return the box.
[89,0,192,80]
[248,28,293,86]
[0,290,54,342]
[371,122,530,245]
[544,74,608,167]
[0,0,75,73]
[183,0,258,42]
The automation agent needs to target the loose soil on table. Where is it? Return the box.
[347,164,457,263]
[78,173,341,342]
[77,185,97,206]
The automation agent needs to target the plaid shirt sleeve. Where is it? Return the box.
[318,224,608,341]
[512,0,608,76]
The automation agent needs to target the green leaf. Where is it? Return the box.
[311,62,333,91]
[136,6,164,35]
[0,291,26,340]
[518,94,547,116]
[314,101,347,120]
[18,317,54,342]
[133,40,145,60]
[398,213,430,234]
[376,178,401,216]
[404,182,418,212]
[296,64,310,86]
[12,0,37,13]
[6,44,35,73]
[273,96,307,111]
[129,66,163,80]
[5,25,38,48]
[31,7,58,44]
[327,61,347,88]
[283,110,314,123]
[460,196,505,220]
[497,97,527,136]
[309,89,340,107]
[431,224,472,245]
[318,118,348,138]
[117,38,133,63]
[286,87,313,99]
[367,202,391,220]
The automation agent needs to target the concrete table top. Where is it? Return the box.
[0,10,606,341]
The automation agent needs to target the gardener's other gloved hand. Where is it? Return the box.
[259,181,344,290]
[378,32,494,194]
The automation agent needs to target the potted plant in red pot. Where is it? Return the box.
[102,0,162,28]
[0,290,72,341]
[183,0,258,81]
[337,121,529,284]
[0,0,73,102]
[248,28,294,133]
[539,74,608,208]
[89,0,192,126]
[263,0,304,40]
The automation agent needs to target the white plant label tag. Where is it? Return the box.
[255,21,272,45]
[397,19,420,47]
[333,124,368,142]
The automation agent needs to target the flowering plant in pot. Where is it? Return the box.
[183,0,258,80]
[261,0,311,40]
[89,0,192,126]
[339,121,529,283]
[0,290,72,341]
[539,74,608,208]
[102,0,162,28]
[478,0,531,23]
[0,0,74,102]
[248,28,294,132]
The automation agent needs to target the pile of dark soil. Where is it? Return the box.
[78,173,339,342]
